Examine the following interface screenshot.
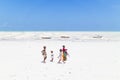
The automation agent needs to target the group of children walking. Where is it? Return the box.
[41,45,69,63]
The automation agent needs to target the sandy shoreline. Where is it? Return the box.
[0,32,120,42]
[0,40,120,80]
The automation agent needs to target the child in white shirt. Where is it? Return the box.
[50,51,54,62]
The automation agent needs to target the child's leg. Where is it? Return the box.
[58,58,61,63]
[50,58,53,62]
[44,56,47,63]
[52,58,53,62]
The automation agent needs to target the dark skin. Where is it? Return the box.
[42,46,47,63]
[62,45,69,63]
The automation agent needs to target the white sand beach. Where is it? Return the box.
[0,32,120,80]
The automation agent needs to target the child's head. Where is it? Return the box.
[63,45,65,48]
[43,46,46,49]
[60,49,62,52]
[51,51,53,53]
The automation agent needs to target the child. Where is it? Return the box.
[41,46,47,63]
[57,49,63,63]
[50,51,54,62]
[62,45,69,63]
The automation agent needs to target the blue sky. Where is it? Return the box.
[0,0,120,31]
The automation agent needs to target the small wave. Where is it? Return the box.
[0,32,119,42]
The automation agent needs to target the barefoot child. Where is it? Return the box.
[58,49,63,63]
[50,51,54,62]
[62,45,69,63]
[41,46,47,63]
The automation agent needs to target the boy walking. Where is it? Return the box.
[41,46,47,63]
